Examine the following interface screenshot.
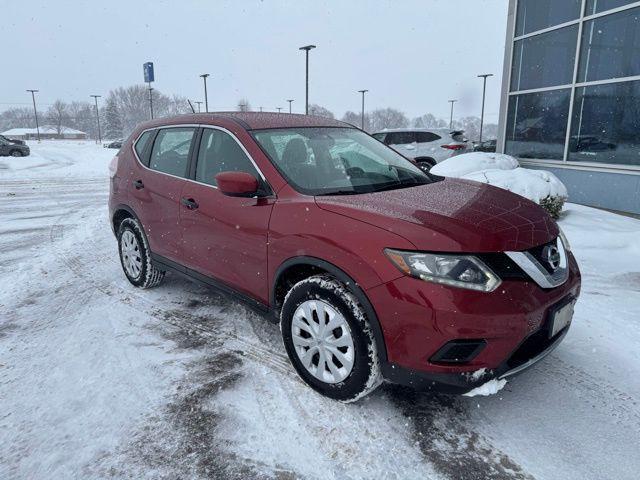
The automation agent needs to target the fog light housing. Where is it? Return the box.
[430,340,486,364]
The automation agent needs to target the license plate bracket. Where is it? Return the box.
[549,300,575,338]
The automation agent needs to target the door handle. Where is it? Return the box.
[133,179,144,190]
[180,197,199,210]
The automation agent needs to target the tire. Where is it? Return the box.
[117,217,165,288]
[280,274,382,402]
[10,150,23,157]
[416,158,436,173]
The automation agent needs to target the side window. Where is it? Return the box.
[386,132,416,145]
[195,129,261,187]
[372,133,386,143]
[149,128,195,178]
[415,132,441,143]
[134,130,153,162]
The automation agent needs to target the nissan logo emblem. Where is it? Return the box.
[542,245,561,270]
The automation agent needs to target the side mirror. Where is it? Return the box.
[215,171,260,197]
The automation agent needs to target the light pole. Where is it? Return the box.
[358,89,368,130]
[259,106,263,112]
[200,73,210,112]
[239,103,247,112]
[148,87,154,120]
[90,95,102,144]
[194,101,203,113]
[448,99,457,130]
[277,107,283,113]
[299,45,316,114]
[26,89,40,142]
[477,74,493,143]
[287,99,294,114]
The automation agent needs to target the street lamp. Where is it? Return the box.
[299,45,316,114]
[26,89,40,142]
[200,73,210,112]
[358,89,368,130]
[194,101,203,113]
[277,107,283,113]
[287,99,294,114]
[448,99,457,130]
[90,95,102,144]
[477,74,494,143]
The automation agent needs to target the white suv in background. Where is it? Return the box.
[372,128,471,170]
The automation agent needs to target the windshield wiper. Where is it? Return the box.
[316,189,360,196]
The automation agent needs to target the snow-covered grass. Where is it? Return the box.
[431,152,568,217]
[1,142,640,479]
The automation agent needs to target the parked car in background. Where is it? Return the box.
[105,139,123,149]
[372,128,471,171]
[0,136,30,157]
[0,134,26,146]
[109,112,580,402]
[474,139,497,153]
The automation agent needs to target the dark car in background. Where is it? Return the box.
[105,139,123,149]
[0,136,30,157]
[0,134,26,146]
[474,139,497,152]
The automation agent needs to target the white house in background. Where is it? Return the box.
[1,126,88,141]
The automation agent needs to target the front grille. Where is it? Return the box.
[527,239,559,275]
[478,253,528,280]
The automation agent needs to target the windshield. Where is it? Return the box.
[252,127,435,195]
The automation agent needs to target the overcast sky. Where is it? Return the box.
[2,0,508,122]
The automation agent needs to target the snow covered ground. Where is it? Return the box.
[1,141,639,480]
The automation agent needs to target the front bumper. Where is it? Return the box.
[367,253,581,393]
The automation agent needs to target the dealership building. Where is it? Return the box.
[497,0,640,214]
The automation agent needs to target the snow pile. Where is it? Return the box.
[431,152,568,217]
[431,152,519,177]
[463,378,507,397]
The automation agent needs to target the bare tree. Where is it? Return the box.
[0,107,35,130]
[412,113,446,129]
[46,100,71,134]
[369,108,409,131]
[308,104,334,119]
[341,110,371,131]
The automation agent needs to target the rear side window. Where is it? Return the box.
[386,132,416,145]
[415,132,442,143]
[372,133,386,142]
[195,128,261,186]
[134,130,153,160]
[149,128,195,178]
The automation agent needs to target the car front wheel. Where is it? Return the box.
[10,150,23,157]
[117,217,165,288]
[280,275,382,402]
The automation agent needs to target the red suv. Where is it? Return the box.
[109,113,581,402]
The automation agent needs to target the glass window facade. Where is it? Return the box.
[506,89,571,160]
[511,26,578,91]
[586,0,636,15]
[578,7,640,82]
[503,0,640,168]
[569,81,640,165]
[515,0,581,36]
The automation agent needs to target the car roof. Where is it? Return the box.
[136,112,352,131]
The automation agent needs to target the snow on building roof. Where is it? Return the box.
[1,126,86,135]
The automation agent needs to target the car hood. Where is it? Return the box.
[314,178,558,252]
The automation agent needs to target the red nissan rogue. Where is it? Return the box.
[109,113,580,402]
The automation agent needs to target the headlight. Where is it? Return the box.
[384,249,501,292]
[558,227,571,252]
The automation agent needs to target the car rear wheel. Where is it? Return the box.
[280,275,382,402]
[10,150,23,157]
[117,217,165,288]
